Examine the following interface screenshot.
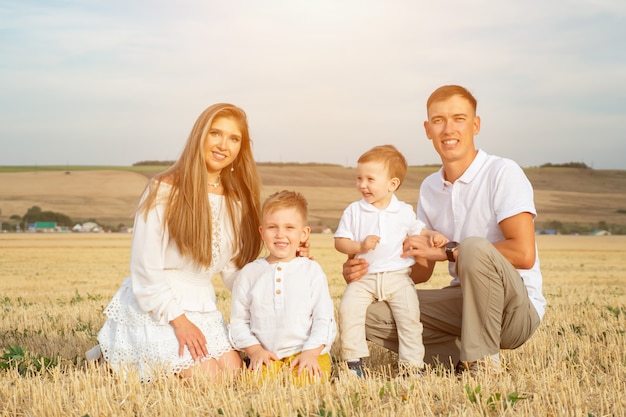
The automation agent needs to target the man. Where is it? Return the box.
[343,85,545,374]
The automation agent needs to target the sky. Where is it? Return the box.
[1,0,625,169]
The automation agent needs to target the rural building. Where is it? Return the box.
[310,225,332,234]
[29,222,58,232]
[73,222,101,232]
[590,229,611,236]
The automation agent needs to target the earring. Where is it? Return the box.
[231,164,235,172]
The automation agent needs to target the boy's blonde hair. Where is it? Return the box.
[262,190,308,223]
[357,144,408,188]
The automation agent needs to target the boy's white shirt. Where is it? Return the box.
[334,194,425,274]
[229,256,336,359]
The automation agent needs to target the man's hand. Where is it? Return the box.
[401,234,440,284]
[342,255,369,284]
[401,235,446,262]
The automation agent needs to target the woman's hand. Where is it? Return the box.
[297,240,312,259]
[170,314,208,360]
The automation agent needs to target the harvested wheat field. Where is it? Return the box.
[0,233,624,416]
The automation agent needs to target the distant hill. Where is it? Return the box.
[256,165,626,231]
[1,165,625,232]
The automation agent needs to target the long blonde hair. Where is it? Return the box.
[138,103,262,269]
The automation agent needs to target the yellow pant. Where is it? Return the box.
[244,353,332,386]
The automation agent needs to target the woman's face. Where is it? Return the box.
[203,116,243,175]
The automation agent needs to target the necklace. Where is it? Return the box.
[208,175,221,188]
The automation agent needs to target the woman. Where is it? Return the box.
[88,103,262,380]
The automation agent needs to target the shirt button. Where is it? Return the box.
[276,290,281,295]
[276,278,282,282]
[277,266,282,271]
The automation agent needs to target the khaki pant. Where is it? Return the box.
[365,237,541,368]
[340,268,424,367]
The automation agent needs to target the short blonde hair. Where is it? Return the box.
[427,85,477,113]
[262,190,308,223]
[357,144,408,188]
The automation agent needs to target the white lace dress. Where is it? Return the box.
[96,183,240,379]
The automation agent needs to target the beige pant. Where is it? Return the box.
[365,237,541,368]
[340,268,424,367]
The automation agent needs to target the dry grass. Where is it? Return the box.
[1,233,625,416]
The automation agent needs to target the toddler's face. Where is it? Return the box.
[356,161,395,208]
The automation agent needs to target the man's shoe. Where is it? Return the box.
[456,352,500,377]
[346,359,364,377]
[455,358,500,377]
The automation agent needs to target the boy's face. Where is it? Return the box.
[259,207,310,263]
[356,161,399,209]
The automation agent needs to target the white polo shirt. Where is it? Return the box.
[335,194,425,274]
[417,149,546,319]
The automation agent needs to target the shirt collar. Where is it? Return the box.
[358,194,401,212]
[458,149,488,184]
[438,149,488,187]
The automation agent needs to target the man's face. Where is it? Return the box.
[424,94,481,165]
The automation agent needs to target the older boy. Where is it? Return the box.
[230,190,336,383]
